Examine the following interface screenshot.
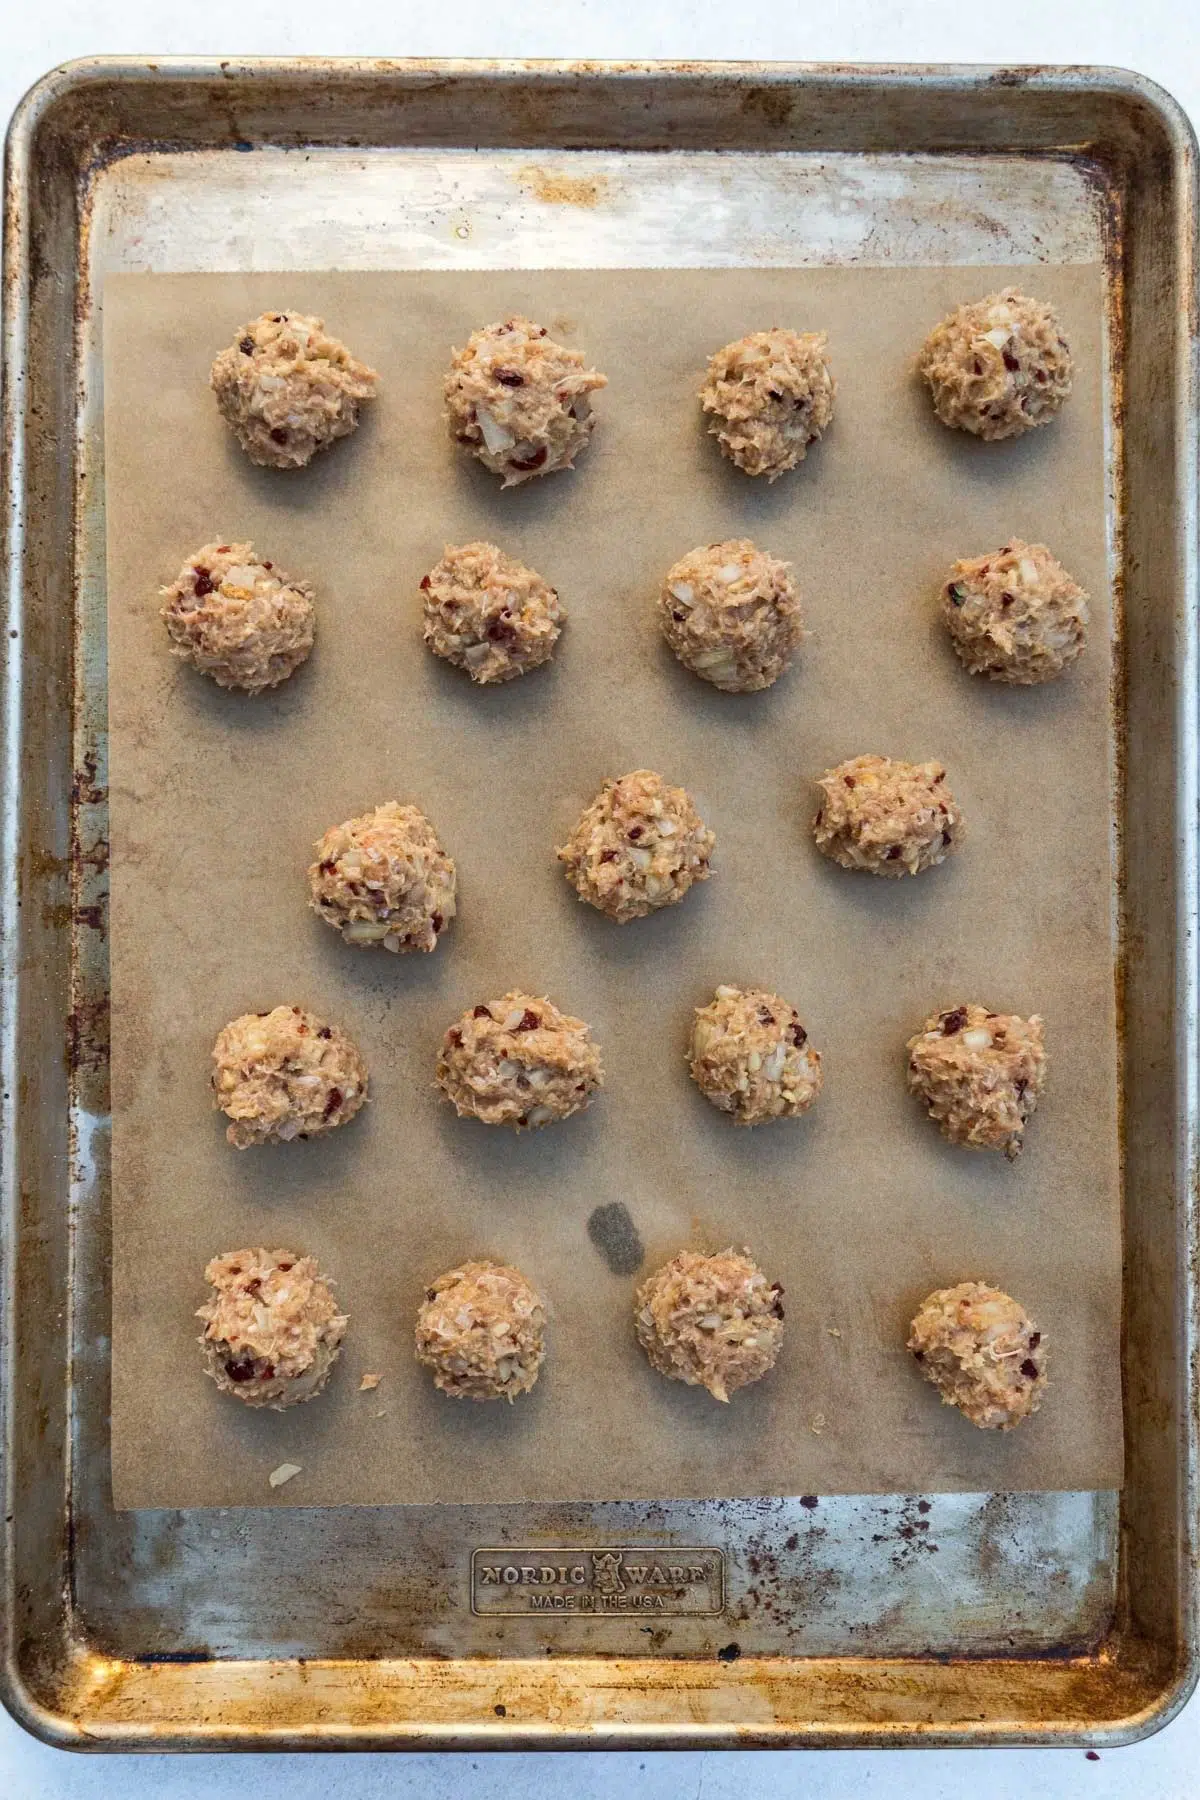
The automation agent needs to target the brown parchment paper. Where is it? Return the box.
[104,266,1121,1509]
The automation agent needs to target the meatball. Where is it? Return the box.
[699,328,835,480]
[415,1260,546,1401]
[210,310,377,468]
[906,1003,1046,1160]
[160,541,314,694]
[308,801,456,953]
[421,541,564,684]
[197,1247,347,1409]
[919,289,1073,440]
[908,1282,1047,1430]
[813,754,963,878]
[689,985,822,1125]
[437,990,603,1130]
[659,540,803,692]
[557,769,715,923]
[444,315,607,486]
[635,1249,784,1403]
[943,539,1089,684]
[212,1005,368,1148]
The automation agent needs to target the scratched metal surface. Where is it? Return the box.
[1,61,1196,1750]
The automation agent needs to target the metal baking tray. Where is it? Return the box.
[1,57,1196,1752]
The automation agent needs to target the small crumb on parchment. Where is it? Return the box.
[827,1327,842,1339]
[269,1462,302,1488]
[359,1373,382,1391]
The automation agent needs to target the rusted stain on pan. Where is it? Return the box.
[35,1631,1181,1747]
[516,163,610,207]
[1,58,1196,1752]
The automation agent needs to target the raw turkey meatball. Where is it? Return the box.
[415,1260,546,1400]
[943,539,1089,684]
[919,289,1073,440]
[212,1005,368,1148]
[635,1248,784,1403]
[210,310,377,468]
[659,540,803,692]
[906,1002,1046,1160]
[444,315,607,486]
[160,541,314,694]
[689,985,822,1125]
[558,769,715,922]
[308,801,456,953]
[813,754,962,877]
[197,1247,347,1409]
[436,990,603,1130]
[699,328,835,480]
[909,1281,1047,1430]
[421,540,564,683]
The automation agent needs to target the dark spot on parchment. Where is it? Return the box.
[586,1202,644,1276]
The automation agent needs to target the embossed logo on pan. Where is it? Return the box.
[471,1547,725,1616]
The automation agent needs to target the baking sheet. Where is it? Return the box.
[104,266,1121,1508]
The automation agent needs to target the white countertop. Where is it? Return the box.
[2,1,1196,1793]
